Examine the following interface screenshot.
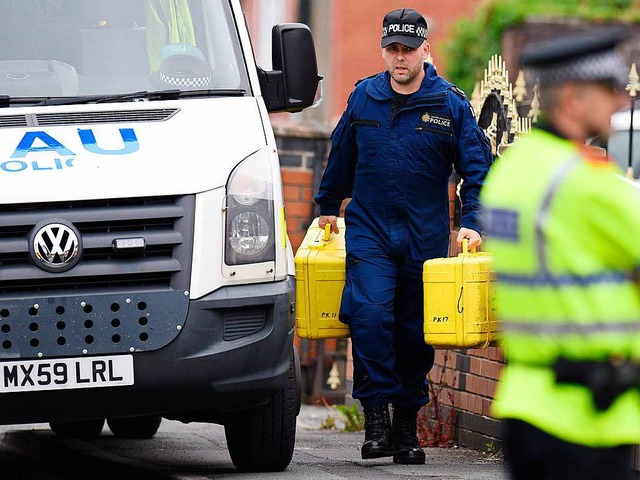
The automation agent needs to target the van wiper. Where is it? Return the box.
[34,90,180,106]
[0,96,56,107]
[95,89,248,102]
[0,89,247,107]
[34,89,247,106]
[169,89,247,98]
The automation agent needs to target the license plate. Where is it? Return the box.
[0,355,134,393]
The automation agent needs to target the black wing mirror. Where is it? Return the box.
[258,23,322,113]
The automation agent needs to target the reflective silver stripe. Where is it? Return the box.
[502,320,640,335]
[498,156,636,286]
[496,270,634,286]
[535,157,580,275]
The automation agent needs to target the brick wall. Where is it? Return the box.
[275,124,331,252]
[329,0,486,123]
[431,348,504,451]
[282,169,314,251]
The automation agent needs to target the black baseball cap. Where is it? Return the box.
[381,8,428,49]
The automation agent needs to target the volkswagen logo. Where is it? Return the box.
[29,220,82,272]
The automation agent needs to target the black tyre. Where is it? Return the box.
[107,415,162,439]
[49,419,105,438]
[224,351,298,472]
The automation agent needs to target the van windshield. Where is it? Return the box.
[0,0,250,99]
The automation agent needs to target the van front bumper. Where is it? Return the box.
[0,277,295,425]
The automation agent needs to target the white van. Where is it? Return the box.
[0,0,321,472]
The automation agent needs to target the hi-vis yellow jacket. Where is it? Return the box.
[481,128,640,447]
[145,0,196,71]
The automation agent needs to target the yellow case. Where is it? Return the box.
[294,217,349,339]
[423,241,497,349]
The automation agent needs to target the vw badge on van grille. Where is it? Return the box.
[30,220,82,272]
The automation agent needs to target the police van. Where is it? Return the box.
[0,0,320,472]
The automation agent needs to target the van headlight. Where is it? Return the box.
[225,152,275,265]
[229,212,270,255]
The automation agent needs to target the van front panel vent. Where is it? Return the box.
[34,108,179,126]
[223,307,268,341]
[0,115,29,128]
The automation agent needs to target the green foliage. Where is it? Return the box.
[320,414,337,430]
[444,0,640,95]
[485,440,498,454]
[334,403,365,432]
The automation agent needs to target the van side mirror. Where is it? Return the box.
[258,23,322,113]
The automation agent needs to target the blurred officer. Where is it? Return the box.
[481,28,639,480]
[315,7,492,464]
[145,0,196,71]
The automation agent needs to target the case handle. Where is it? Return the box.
[462,238,476,254]
[323,223,332,242]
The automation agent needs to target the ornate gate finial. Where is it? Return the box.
[477,55,532,156]
[627,63,640,98]
[513,70,528,103]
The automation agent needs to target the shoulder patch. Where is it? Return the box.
[483,208,520,241]
[355,73,378,87]
[449,85,468,99]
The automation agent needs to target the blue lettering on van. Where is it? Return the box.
[11,131,75,158]
[1,158,75,173]
[4,128,139,173]
[2,161,27,172]
[78,128,139,155]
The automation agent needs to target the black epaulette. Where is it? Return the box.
[449,85,468,99]
[355,73,378,87]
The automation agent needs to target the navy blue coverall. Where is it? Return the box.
[315,63,492,409]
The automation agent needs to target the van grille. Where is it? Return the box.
[0,195,194,294]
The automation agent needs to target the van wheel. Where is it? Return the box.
[49,419,104,438]
[224,352,298,472]
[107,415,162,439]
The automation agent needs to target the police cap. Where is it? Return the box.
[520,26,629,87]
[381,8,428,49]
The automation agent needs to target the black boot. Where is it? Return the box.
[361,405,393,459]
[391,406,426,465]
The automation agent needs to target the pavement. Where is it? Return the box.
[296,404,507,479]
[0,404,508,479]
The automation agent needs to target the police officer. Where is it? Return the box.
[481,28,640,480]
[315,8,492,464]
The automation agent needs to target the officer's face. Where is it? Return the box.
[578,82,627,138]
[382,41,430,89]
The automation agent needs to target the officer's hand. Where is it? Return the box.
[457,228,482,249]
[318,215,339,234]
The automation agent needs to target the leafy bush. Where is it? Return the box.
[445,0,640,95]
[335,403,365,432]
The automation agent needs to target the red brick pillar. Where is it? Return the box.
[274,123,330,252]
